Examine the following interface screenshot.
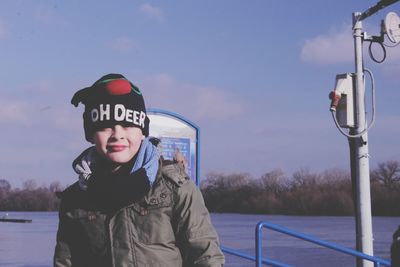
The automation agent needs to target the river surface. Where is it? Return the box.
[0,212,398,266]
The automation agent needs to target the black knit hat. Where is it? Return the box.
[71,73,149,142]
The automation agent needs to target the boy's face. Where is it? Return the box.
[93,125,144,165]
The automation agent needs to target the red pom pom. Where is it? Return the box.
[105,79,131,95]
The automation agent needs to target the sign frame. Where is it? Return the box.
[147,108,201,187]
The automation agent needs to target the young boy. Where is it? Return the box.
[392,225,400,267]
[54,74,225,267]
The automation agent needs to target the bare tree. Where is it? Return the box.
[22,179,37,191]
[371,160,400,189]
[292,168,320,187]
[0,179,11,192]
[259,169,288,193]
[49,181,63,193]
[201,172,252,190]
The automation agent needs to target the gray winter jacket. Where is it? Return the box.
[54,163,224,267]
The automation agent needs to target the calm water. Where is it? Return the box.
[0,212,398,266]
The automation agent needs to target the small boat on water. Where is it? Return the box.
[0,218,32,223]
[0,213,32,223]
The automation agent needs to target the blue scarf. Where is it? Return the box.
[73,137,159,191]
[131,137,159,185]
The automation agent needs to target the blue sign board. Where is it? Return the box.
[147,109,200,186]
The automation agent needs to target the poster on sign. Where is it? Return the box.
[147,110,199,185]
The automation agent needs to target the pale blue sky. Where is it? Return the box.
[1,1,399,187]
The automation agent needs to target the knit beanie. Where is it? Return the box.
[71,73,149,142]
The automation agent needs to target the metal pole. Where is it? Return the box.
[351,12,374,267]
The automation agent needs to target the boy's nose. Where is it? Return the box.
[111,125,125,139]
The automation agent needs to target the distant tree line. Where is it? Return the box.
[201,160,400,216]
[0,160,399,215]
[0,179,62,211]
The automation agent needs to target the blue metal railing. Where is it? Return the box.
[221,245,291,267]
[255,221,391,267]
[220,220,391,266]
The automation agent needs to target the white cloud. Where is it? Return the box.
[34,6,68,26]
[0,100,28,123]
[50,105,82,132]
[300,22,400,80]
[370,36,400,81]
[34,80,53,93]
[193,88,243,120]
[300,24,353,65]
[140,3,165,22]
[141,74,244,121]
[0,21,7,39]
[109,37,136,52]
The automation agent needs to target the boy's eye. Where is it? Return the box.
[98,127,112,133]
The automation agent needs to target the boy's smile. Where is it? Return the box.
[107,144,128,152]
[93,125,144,168]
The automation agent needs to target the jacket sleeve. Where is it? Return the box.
[53,201,72,267]
[174,181,225,267]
